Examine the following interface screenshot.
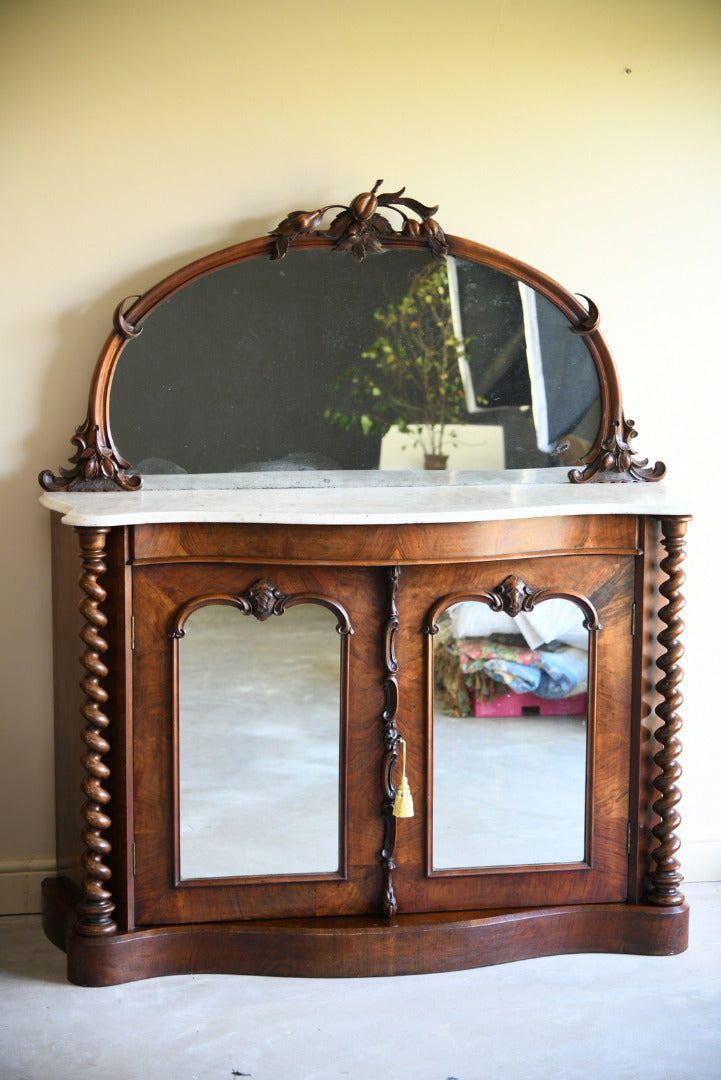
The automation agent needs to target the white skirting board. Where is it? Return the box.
[0,859,56,915]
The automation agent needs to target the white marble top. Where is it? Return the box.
[40,469,693,527]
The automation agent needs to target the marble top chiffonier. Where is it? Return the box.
[40,184,690,985]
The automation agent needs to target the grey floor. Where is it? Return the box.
[1,882,719,1080]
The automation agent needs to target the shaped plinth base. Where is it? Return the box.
[42,877,689,987]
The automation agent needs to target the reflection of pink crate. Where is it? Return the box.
[472,692,586,717]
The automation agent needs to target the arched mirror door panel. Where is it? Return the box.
[132,561,385,925]
[386,553,635,914]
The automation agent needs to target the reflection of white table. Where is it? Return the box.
[379,424,506,470]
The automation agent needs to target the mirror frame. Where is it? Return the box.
[39,182,665,491]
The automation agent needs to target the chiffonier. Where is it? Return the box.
[39,184,690,985]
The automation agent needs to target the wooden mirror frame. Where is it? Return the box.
[39,182,665,492]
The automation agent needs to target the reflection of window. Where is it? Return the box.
[519,283,550,451]
[447,257,532,413]
[522,286,601,454]
[447,259,601,457]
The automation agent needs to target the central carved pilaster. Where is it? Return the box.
[380,565,401,917]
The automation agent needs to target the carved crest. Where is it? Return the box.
[270,179,448,262]
[171,579,353,640]
[494,575,601,630]
[427,575,600,636]
[244,579,288,621]
[496,574,534,617]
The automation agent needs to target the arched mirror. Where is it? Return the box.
[39,182,664,491]
[432,596,592,869]
[178,601,344,881]
[108,250,601,475]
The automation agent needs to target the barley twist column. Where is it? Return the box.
[75,526,117,936]
[646,515,690,907]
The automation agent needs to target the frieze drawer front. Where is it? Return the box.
[129,516,641,565]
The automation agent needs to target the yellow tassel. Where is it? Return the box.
[392,738,414,818]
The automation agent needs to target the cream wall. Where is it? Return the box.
[1,0,720,912]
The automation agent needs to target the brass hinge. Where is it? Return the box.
[132,840,137,876]
[131,614,135,650]
[626,821,632,855]
[631,602,636,636]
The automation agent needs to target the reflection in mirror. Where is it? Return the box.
[432,598,589,869]
[109,249,600,475]
[178,602,341,880]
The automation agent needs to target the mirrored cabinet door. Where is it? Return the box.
[391,553,636,913]
[431,596,591,871]
[132,561,387,925]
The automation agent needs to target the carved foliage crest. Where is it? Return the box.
[270,179,448,262]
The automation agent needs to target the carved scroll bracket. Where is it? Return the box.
[570,294,601,336]
[39,415,142,493]
[39,292,145,493]
[75,526,117,937]
[646,516,691,907]
[113,295,143,339]
[270,180,448,262]
[569,415,666,484]
[563,293,665,484]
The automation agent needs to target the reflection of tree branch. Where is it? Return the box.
[327,263,468,458]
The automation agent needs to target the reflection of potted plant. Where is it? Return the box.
[325,262,469,469]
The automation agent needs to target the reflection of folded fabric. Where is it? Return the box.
[457,640,587,700]
[478,657,541,694]
[535,646,588,697]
